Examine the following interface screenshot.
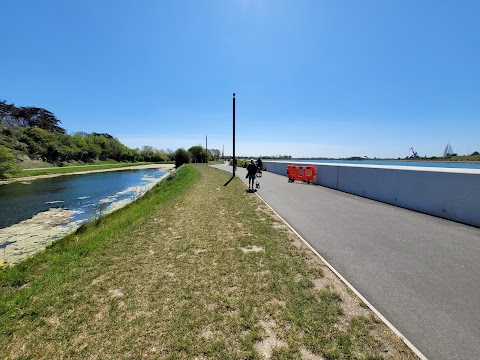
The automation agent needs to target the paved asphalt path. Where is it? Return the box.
[214,164,480,360]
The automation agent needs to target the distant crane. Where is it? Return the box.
[409,147,419,158]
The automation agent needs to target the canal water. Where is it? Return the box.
[0,168,168,229]
[0,168,169,265]
[294,159,480,169]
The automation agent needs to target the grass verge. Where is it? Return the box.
[0,164,417,359]
[15,162,160,177]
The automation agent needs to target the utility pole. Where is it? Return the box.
[205,135,208,163]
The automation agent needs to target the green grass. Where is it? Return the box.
[438,154,480,162]
[405,154,480,162]
[0,164,416,359]
[15,162,158,177]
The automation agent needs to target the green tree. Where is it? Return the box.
[0,99,65,133]
[174,148,191,168]
[0,127,29,155]
[84,135,102,161]
[24,107,65,133]
[140,146,155,162]
[25,127,51,160]
[0,100,17,127]
[188,145,206,163]
[165,148,175,161]
[1,99,153,165]
[128,148,142,162]
[155,149,169,162]
[106,137,124,161]
[71,133,89,162]
[91,134,109,160]
[0,145,21,178]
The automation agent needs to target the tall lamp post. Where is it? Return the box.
[232,93,235,176]
[223,92,236,186]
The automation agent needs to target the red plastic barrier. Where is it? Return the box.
[287,165,317,184]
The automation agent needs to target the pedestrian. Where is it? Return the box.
[246,159,257,191]
[256,157,263,177]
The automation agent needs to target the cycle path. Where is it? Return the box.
[214,164,480,360]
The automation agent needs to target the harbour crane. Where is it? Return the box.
[409,147,419,158]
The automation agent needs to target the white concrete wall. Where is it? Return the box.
[264,161,480,228]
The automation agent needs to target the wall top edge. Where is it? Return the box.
[263,161,480,174]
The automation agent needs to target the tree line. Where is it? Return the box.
[0,99,222,178]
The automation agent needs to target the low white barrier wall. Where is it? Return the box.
[264,161,480,228]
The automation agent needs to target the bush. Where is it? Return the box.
[238,159,249,168]
[228,159,249,168]
[0,145,21,178]
[174,148,191,168]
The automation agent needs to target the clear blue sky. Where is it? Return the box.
[1,0,479,158]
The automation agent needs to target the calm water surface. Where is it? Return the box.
[0,168,166,229]
[294,159,480,169]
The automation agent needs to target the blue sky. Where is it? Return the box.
[1,0,479,158]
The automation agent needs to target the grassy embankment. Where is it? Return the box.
[399,154,480,162]
[12,162,160,178]
[0,165,417,359]
[434,154,480,162]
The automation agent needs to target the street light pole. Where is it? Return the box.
[223,92,236,187]
[233,93,236,177]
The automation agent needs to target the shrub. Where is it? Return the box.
[174,148,191,168]
[0,145,21,178]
